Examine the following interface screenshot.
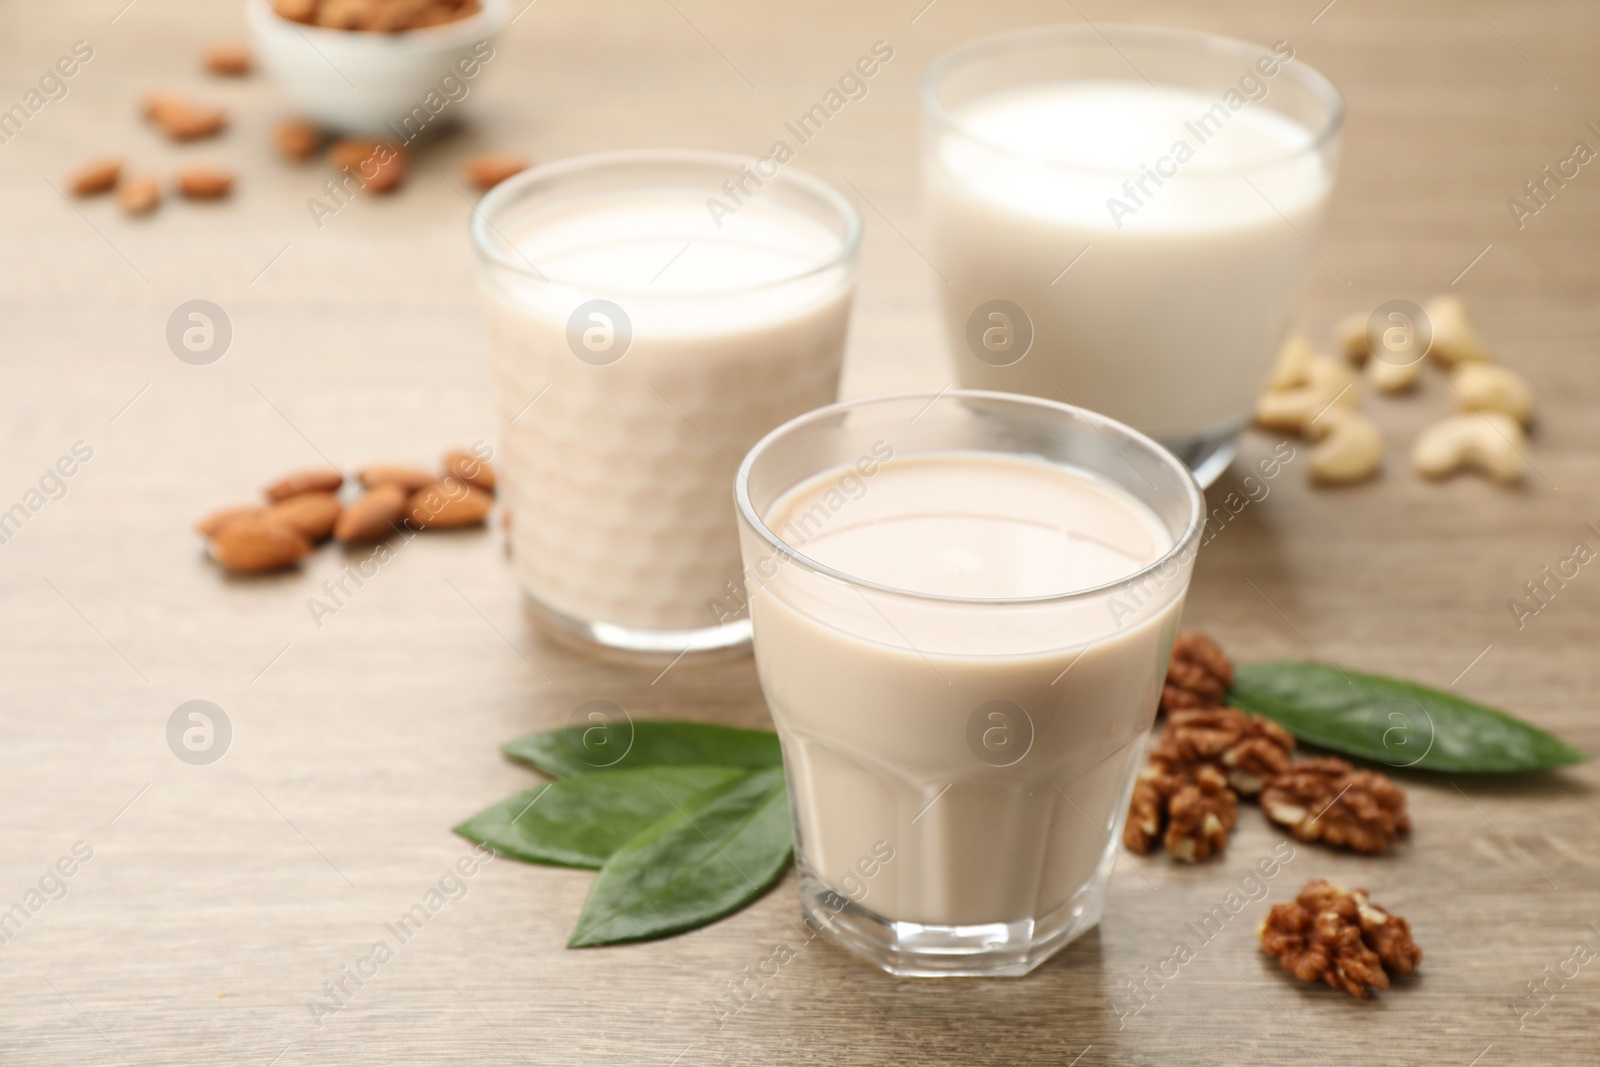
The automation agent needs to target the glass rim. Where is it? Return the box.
[920,23,1346,176]
[468,147,864,298]
[734,389,1207,607]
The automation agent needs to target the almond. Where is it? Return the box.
[330,138,406,194]
[69,156,122,196]
[408,480,492,529]
[264,491,341,542]
[211,517,311,573]
[274,119,322,162]
[316,0,377,28]
[203,43,252,76]
[366,0,434,31]
[464,152,529,191]
[176,166,235,199]
[118,174,161,216]
[273,0,318,22]
[196,504,264,538]
[335,484,408,543]
[359,464,437,492]
[265,468,344,502]
[156,102,228,142]
[443,449,495,492]
[141,90,186,123]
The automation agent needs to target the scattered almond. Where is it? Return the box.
[408,481,492,529]
[176,166,235,200]
[196,504,264,538]
[153,100,228,142]
[141,90,186,123]
[265,468,344,502]
[118,174,161,216]
[464,152,529,191]
[359,465,437,492]
[203,43,253,76]
[330,138,406,194]
[444,449,495,492]
[211,518,311,573]
[275,119,323,162]
[264,491,341,542]
[68,157,122,196]
[335,484,408,543]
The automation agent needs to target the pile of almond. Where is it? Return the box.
[198,448,495,573]
[272,0,483,31]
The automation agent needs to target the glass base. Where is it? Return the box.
[1159,420,1245,490]
[521,590,751,661]
[796,859,1107,977]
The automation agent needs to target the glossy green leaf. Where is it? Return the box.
[452,765,749,869]
[569,766,792,947]
[1230,661,1587,773]
[503,720,783,779]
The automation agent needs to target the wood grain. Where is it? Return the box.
[2,0,1598,1064]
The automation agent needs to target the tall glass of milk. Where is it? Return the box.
[736,391,1204,976]
[472,151,861,656]
[924,26,1343,486]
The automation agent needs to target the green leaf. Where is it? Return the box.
[503,720,783,779]
[569,766,792,947]
[452,765,749,869]
[1230,661,1587,773]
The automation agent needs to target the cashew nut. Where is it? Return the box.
[1453,362,1534,424]
[1412,412,1526,483]
[1334,312,1370,364]
[1309,408,1383,484]
[1255,357,1359,434]
[1424,294,1492,366]
[1268,333,1316,390]
[1366,351,1426,394]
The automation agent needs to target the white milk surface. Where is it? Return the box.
[930,80,1331,439]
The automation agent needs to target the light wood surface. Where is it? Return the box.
[3,0,1599,1063]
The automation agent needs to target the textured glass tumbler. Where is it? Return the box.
[924,25,1343,487]
[471,150,861,656]
[736,391,1204,976]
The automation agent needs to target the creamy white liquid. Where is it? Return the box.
[485,193,854,633]
[929,80,1333,440]
[746,451,1186,926]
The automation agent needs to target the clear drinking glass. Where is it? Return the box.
[735,391,1204,976]
[471,150,861,656]
[923,26,1343,487]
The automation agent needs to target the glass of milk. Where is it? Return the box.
[736,391,1204,976]
[471,151,861,656]
[924,26,1343,486]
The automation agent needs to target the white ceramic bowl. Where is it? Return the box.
[246,0,508,134]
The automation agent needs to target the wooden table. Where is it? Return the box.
[3,0,1598,1063]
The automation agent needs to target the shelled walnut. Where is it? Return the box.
[1259,879,1421,998]
[1153,706,1295,796]
[1261,757,1411,854]
[1124,760,1238,863]
[1160,632,1235,714]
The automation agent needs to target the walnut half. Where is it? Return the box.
[1261,757,1411,854]
[1123,760,1238,862]
[1161,632,1235,714]
[1259,879,1421,998]
[1152,705,1295,796]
